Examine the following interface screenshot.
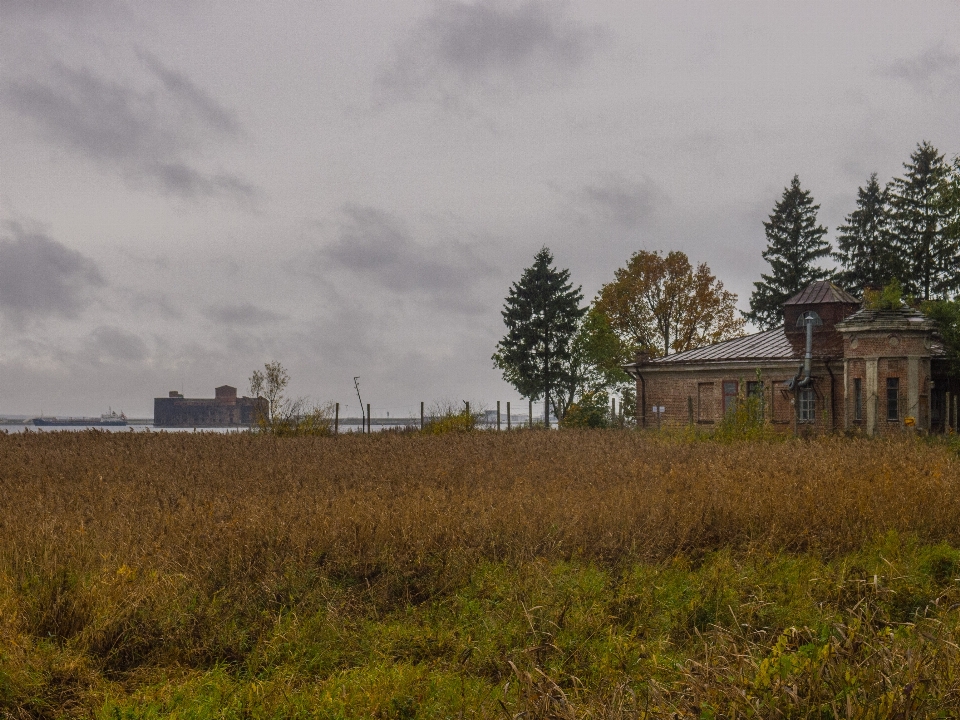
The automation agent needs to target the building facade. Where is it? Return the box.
[154,385,266,428]
[624,281,956,434]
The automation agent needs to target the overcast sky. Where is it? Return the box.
[1,1,958,417]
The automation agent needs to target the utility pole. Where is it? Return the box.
[353,377,364,434]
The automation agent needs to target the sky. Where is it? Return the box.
[1,0,959,418]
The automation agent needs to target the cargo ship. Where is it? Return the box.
[32,410,127,427]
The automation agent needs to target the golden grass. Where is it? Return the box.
[2,430,960,717]
[2,430,956,573]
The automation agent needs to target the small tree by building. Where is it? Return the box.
[493,247,586,428]
[746,175,832,329]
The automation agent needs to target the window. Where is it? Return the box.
[723,381,738,415]
[799,388,815,422]
[887,377,899,421]
[853,378,863,422]
[697,383,715,422]
[746,381,764,421]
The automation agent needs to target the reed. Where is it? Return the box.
[2,430,959,717]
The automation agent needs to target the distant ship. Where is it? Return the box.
[32,410,128,427]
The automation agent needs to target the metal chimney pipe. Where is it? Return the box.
[797,311,821,387]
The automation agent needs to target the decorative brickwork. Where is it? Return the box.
[624,281,951,435]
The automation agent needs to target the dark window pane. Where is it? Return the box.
[887,377,899,421]
[854,378,862,422]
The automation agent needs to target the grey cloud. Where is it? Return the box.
[382,0,604,98]
[1,57,254,201]
[82,326,149,363]
[205,303,286,327]
[314,204,495,311]
[0,222,105,321]
[136,51,240,135]
[0,0,124,16]
[577,174,670,229]
[885,45,960,93]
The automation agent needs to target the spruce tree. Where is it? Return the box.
[889,141,956,300]
[745,176,832,329]
[833,173,900,296]
[493,247,586,428]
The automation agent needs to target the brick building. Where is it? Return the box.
[154,385,266,428]
[623,281,957,434]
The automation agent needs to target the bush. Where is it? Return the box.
[559,390,609,428]
[421,401,481,434]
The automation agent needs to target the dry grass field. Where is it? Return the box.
[2,429,960,717]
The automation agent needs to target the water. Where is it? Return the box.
[2,424,246,434]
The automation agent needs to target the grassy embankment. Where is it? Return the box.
[2,430,960,718]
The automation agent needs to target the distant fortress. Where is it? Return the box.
[154,385,266,428]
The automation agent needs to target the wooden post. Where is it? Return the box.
[335,402,339,435]
[528,399,533,428]
[366,404,371,433]
[687,396,694,426]
[420,401,425,430]
[611,397,616,425]
[497,400,501,431]
[954,394,958,433]
[465,401,470,418]
[945,391,950,433]
[507,401,511,430]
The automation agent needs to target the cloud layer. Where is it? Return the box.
[0,222,105,322]
[382,0,604,101]
[2,55,254,200]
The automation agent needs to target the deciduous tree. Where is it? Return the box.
[594,249,744,358]
[493,247,586,428]
[746,176,832,329]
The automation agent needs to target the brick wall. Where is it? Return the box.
[635,361,842,433]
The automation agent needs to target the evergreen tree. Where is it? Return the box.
[493,247,586,428]
[888,141,956,300]
[745,175,832,329]
[833,174,900,296]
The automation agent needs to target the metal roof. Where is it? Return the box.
[836,307,937,332]
[784,280,858,306]
[638,327,799,365]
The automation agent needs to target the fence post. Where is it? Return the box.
[528,399,533,428]
[335,402,339,435]
[366,404,371,433]
[497,401,501,431]
[687,396,694,426]
[954,394,958,434]
[507,401,511,430]
[421,401,424,430]
[465,401,470,418]
[611,397,616,425]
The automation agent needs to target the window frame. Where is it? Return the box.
[722,380,739,415]
[798,387,815,423]
[886,377,899,422]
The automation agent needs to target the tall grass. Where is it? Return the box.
[2,430,960,716]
